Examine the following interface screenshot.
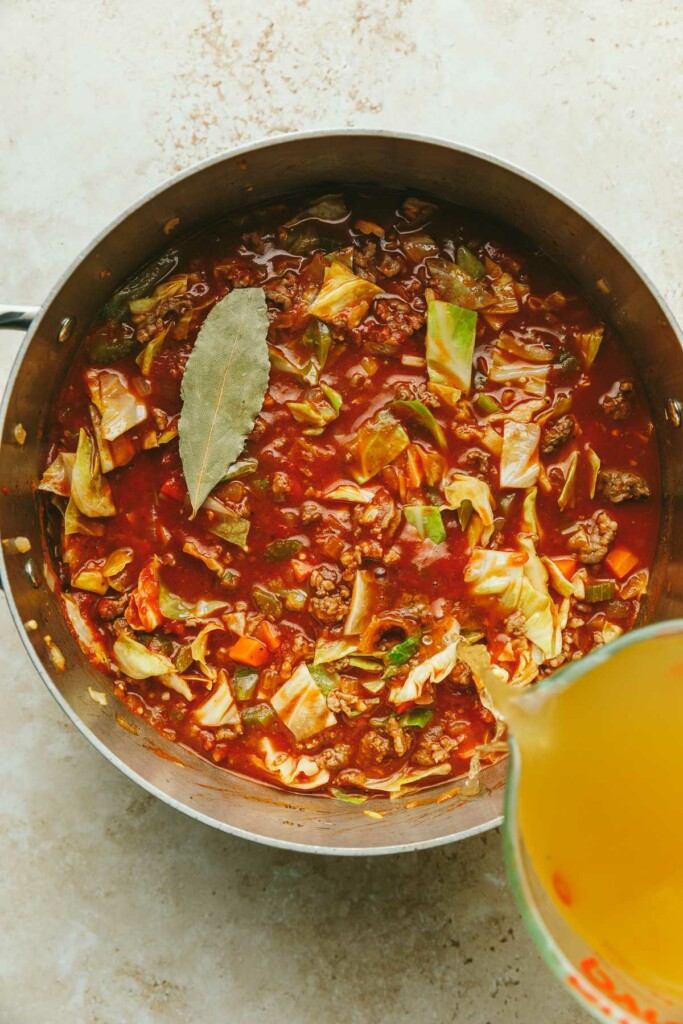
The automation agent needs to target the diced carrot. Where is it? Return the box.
[605,546,638,580]
[291,559,313,582]
[228,635,270,667]
[552,557,578,580]
[256,620,281,652]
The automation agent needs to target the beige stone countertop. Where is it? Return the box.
[1,2,681,1021]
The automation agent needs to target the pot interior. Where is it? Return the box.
[1,133,681,853]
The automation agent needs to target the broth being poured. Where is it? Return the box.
[502,631,683,1002]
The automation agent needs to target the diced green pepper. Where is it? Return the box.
[475,393,503,415]
[386,634,421,666]
[585,581,616,603]
[399,707,434,729]
[263,538,304,562]
[252,585,283,619]
[234,667,259,702]
[457,245,486,280]
[242,703,277,729]
[101,251,179,321]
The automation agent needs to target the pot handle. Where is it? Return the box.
[0,305,39,331]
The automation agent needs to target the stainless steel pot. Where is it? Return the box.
[1,131,681,854]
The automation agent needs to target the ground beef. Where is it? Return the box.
[241,231,267,255]
[352,239,378,282]
[300,501,323,525]
[358,730,391,766]
[394,379,441,409]
[601,380,635,420]
[95,594,129,620]
[133,294,192,343]
[541,415,575,454]
[400,197,438,225]
[308,563,351,624]
[377,252,404,278]
[385,716,413,757]
[327,690,368,716]
[360,298,424,356]
[264,271,298,310]
[413,725,459,766]
[460,448,491,478]
[271,471,293,497]
[351,488,401,545]
[315,743,351,771]
[568,511,618,564]
[504,610,527,637]
[597,469,651,503]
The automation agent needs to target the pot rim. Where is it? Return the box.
[2,128,680,855]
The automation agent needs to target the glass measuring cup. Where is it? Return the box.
[502,619,683,1023]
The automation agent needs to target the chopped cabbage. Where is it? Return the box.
[38,452,75,496]
[520,487,540,537]
[443,472,495,546]
[158,582,229,621]
[425,257,492,309]
[389,638,460,705]
[496,331,554,363]
[72,565,108,595]
[194,671,241,729]
[361,763,452,793]
[343,570,379,637]
[190,622,224,677]
[575,326,604,368]
[324,482,376,503]
[489,348,553,385]
[271,662,337,741]
[425,300,477,394]
[465,548,526,600]
[313,637,359,665]
[113,633,175,680]
[86,369,148,441]
[558,450,579,510]
[259,737,330,790]
[542,557,575,598]
[403,505,446,544]
[586,446,601,499]
[159,672,194,701]
[308,261,381,322]
[70,428,116,518]
[499,421,540,489]
[349,410,410,483]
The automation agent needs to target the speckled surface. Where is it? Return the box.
[0,2,681,1022]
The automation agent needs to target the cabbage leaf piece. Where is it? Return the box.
[158,581,229,621]
[343,570,379,637]
[313,637,359,666]
[497,331,555,364]
[360,763,452,793]
[38,451,75,496]
[425,257,492,309]
[465,548,526,607]
[425,300,477,394]
[389,638,460,705]
[70,428,116,518]
[499,421,540,489]
[271,662,337,741]
[159,672,194,701]
[324,482,376,504]
[193,671,241,729]
[259,737,330,790]
[113,633,175,680]
[349,410,410,483]
[191,622,225,678]
[489,348,553,386]
[403,505,446,544]
[575,326,604,368]
[86,369,148,441]
[308,262,381,323]
[442,472,495,546]
[390,399,447,449]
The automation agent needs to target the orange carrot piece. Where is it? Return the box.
[553,557,578,580]
[228,635,270,667]
[605,546,638,580]
[256,620,281,652]
[291,559,313,582]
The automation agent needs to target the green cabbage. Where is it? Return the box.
[425,300,477,394]
[70,428,116,519]
[349,410,410,483]
[113,633,175,680]
[442,473,495,546]
[271,662,337,741]
[499,421,540,489]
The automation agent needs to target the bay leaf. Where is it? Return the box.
[179,288,270,516]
